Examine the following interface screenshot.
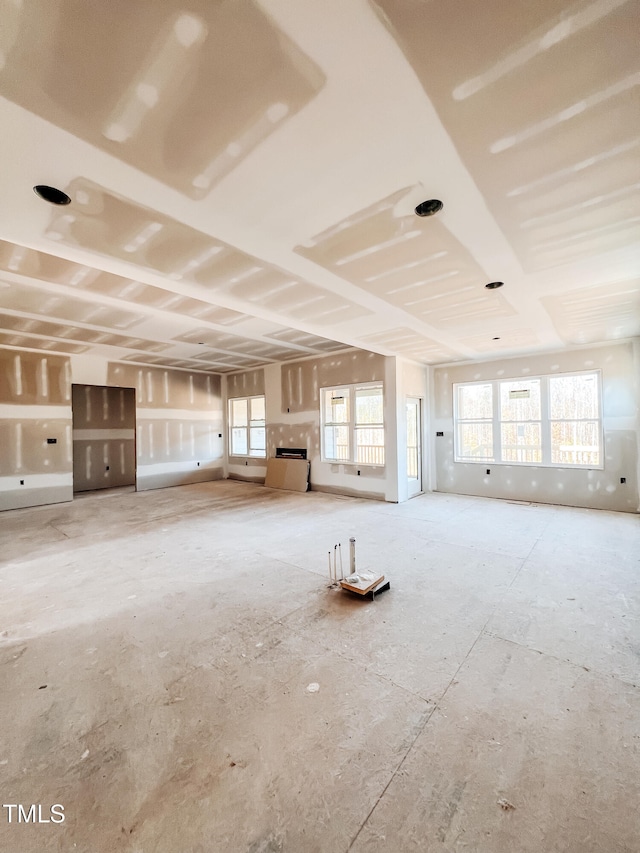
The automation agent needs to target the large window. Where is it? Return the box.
[321,383,384,465]
[549,373,601,466]
[229,395,266,457]
[454,371,601,468]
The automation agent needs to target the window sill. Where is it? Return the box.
[454,459,604,471]
[229,455,267,461]
[321,460,385,468]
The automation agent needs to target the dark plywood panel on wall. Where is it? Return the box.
[108,363,221,409]
[73,439,136,492]
[72,384,136,492]
[281,350,384,413]
[0,350,71,405]
[72,384,136,430]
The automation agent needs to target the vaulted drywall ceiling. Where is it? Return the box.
[0,0,638,371]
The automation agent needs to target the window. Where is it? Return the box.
[455,382,493,462]
[549,373,600,466]
[228,395,266,457]
[500,379,542,464]
[454,371,601,468]
[321,383,384,465]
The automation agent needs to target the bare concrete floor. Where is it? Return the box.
[1,481,639,852]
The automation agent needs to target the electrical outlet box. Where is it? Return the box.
[46,437,57,444]
[620,477,626,484]
[436,431,444,437]
[486,468,491,475]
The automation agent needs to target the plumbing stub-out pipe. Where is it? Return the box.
[349,538,356,574]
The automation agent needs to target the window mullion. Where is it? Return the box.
[352,389,356,463]
[540,376,551,465]
[492,380,500,462]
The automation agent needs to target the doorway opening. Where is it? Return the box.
[406,397,423,498]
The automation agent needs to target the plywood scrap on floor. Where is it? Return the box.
[265,457,310,492]
[340,573,385,595]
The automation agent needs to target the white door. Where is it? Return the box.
[406,397,422,498]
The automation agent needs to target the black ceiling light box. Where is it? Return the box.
[33,185,71,205]
[415,199,443,217]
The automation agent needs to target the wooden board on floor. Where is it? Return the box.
[340,573,385,595]
[265,457,310,492]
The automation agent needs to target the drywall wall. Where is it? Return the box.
[270,350,392,500]
[227,368,265,399]
[107,363,223,491]
[226,351,428,502]
[0,348,73,511]
[433,342,639,512]
[72,384,136,492]
[225,368,268,483]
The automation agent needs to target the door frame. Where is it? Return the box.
[406,396,423,498]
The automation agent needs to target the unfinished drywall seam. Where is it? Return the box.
[0,349,73,510]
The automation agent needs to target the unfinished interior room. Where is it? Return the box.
[0,1,639,851]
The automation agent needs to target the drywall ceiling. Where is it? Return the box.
[0,0,638,373]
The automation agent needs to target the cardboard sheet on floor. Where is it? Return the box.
[265,458,310,492]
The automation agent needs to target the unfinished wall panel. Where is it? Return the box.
[0,0,325,198]
[227,368,265,398]
[281,350,385,414]
[72,384,136,492]
[433,342,639,512]
[0,349,73,511]
[264,353,393,501]
[108,363,223,491]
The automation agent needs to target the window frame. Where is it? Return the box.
[453,370,603,469]
[228,394,266,459]
[320,381,385,466]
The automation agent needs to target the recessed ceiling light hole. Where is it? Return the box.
[485,281,504,289]
[415,199,443,217]
[33,185,71,205]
